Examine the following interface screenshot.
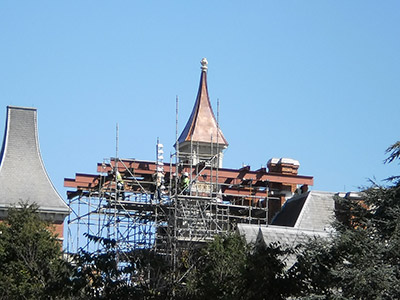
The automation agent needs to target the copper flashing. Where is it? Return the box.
[177,59,228,146]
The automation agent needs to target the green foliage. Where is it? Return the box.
[385,141,400,183]
[0,202,72,299]
[70,233,293,299]
[179,233,293,300]
[181,233,248,300]
[241,241,293,300]
[291,141,400,299]
[384,141,400,165]
[71,235,172,299]
[68,140,400,299]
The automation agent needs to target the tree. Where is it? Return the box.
[67,142,400,299]
[291,141,400,299]
[240,241,294,300]
[0,203,73,299]
[385,141,400,183]
[71,235,172,299]
[179,232,293,300]
[180,233,248,300]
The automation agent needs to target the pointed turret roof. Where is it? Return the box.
[0,106,69,216]
[177,58,228,146]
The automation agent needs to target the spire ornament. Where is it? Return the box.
[201,58,208,72]
[176,58,228,167]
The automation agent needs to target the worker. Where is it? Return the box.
[115,170,125,200]
[300,184,309,194]
[180,172,190,195]
[170,173,178,196]
[155,171,165,201]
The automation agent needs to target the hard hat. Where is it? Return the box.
[183,172,189,177]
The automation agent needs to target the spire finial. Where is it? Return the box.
[201,58,208,72]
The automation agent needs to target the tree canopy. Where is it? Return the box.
[178,233,293,300]
[2,142,400,299]
[289,141,400,299]
[0,203,72,299]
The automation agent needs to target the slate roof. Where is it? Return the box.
[237,223,330,267]
[237,223,330,248]
[0,106,69,217]
[237,191,336,266]
[272,191,335,231]
[270,193,308,227]
[177,59,228,146]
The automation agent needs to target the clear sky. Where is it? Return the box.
[0,1,399,198]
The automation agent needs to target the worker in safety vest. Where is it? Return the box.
[116,170,125,200]
[180,172,190,195]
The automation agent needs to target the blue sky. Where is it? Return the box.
[0,1,399,197]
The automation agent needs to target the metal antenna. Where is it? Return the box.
[216,98,220,193]
[175,95,179,175]
[116,123,119,162]
[114,123,119,265]
[173,95,179,273]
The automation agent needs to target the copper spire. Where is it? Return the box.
[177,58,228,146]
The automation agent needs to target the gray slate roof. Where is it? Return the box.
[272,191,335,231]
[237,223,330,267]
[237,223,330,248]
[0,106,69,217]
[237,191,335,266]
[294,191,335,230]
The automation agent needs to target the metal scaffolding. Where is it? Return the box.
[66,158,157,254]
[63,60,314,270]
[65,145,277,266]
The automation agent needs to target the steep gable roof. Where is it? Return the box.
[272,191,335,231]
[0,106,69,216]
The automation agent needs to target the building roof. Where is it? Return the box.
[270,193,308,227]
[0,106,69,216]
[237,223,330,248]
[272,191,335,231]
[237,223,330,266]
[177,58,228,147]
[238,191,335,266]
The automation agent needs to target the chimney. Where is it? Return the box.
[267,158,300,175]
